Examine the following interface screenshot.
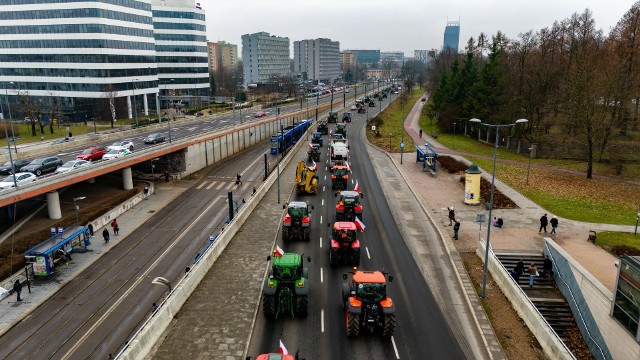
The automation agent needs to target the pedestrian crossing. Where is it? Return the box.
[196,179,250,192]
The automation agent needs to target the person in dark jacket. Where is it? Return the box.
[543,255,553,281]
[453,219,460,240]
[103,228,110,243]
[448,207,456,226]
[87,223,94,237]
[512,259,525,283]
[550,216,558,234]
[539,213,548,233]
[13,279,22,302]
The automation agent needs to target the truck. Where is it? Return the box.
[341,270,396,337]
[295,161,318,194]
[262,252,310,319]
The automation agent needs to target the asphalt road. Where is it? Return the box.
[0,143,272,359]
[247,94,466,359]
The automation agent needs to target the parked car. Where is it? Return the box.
[76,146,107,162]
[144,133,165,144]
[0,172,37,189]
[0,159,31,175]
[21,156,63,176]
[55,160,90,174]
[107,140,134,152]
[102,148,131,160]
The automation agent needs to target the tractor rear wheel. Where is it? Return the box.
[346,311,360,337]
[336,213,343,221]
[303,228,311,242]
[282,227,290,242]
[263,295,276,319]
[295,295,308,318]
[382,313,396,337]
[351,250,360,266]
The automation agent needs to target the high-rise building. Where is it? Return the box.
[348,50,380,66]
[0,0,159,119]
[294,38,340,83]
[443,21,460,52]
[218,41,238,72]
[207,42,219,73]
[340,51,357,71]
[242,32,290,86]
[152,0,209,97]
[380,52,405,67]
[414,50,428,63]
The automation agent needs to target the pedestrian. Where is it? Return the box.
[252,187,256,196]
[550,216,558,234]
[492,217,498,227]
[236,173,242,186]
[419,129,423,138]
[448,206,455,226]
[513,259,525,283]
[453,219,460,240]
[87,223,94,237]
[13,279,22,302]
[143,186,149,199]
[539,213,548,233]
[103,228,110,243]
[528,262,538,288]
[543,255,553,281]
[111,219,119,235]
[164,170,170,182]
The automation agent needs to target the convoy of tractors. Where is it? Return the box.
[257,91,396,358]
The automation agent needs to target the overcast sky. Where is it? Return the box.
[200,0,633,57]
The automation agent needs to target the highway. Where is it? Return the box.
[247,94,467,359]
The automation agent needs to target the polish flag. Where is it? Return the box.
[355,216,365,232]
[354,180,360,192]
[312,159,318,171]
[345,161,351,173]
[279,339,289,355]
[274,245,284,257]
[308,143,313,149]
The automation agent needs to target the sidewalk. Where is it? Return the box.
[0,182,189,335]
[400,98,625,292]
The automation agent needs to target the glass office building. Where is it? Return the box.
[443,21,460,52]
[348,50,380,66]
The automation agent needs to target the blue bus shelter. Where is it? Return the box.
[24,225,91,277]
[416,143,438,173]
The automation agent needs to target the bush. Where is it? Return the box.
[438,155,468,174]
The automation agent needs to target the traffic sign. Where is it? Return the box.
[400,142,405,149]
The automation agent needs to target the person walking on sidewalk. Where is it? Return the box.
[453,219,460,240]
[111,219,119,236]
[550,216,558,234]
[539,213,548,233]
[103,228,110,243]
[419,129,423,138]
[13,279,22,302]
[543,255,553,281]
[448,207,456,226]
[87,223,94,237]
[143,186,149,200]
[528,263,538,288]
[164,170,170,182]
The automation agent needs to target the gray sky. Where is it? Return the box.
[200,0,633,57]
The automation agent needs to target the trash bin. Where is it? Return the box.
[464,164,481,206]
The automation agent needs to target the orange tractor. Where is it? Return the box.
[342,270,396,337]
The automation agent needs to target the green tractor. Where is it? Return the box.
[308,143,321,162]
[335,123,347,138]
[327,112,339,123]
[263,252,311,319]
[282,201,313,241]
[317,120,329,135]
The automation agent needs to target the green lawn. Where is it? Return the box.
[594,231,640,253]
[367,88,425,150]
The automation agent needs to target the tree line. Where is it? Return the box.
[428,3,640,178]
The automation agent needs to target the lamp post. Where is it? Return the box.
[73,196,86,224]
[469,118,528,300]
[0,97,17,188]
[401,97,405,164]
[2,82,17,153]
[131,78,139,127]
[526,147,533,185]
[276,107,281,204]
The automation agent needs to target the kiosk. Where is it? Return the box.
[24,225,91,277]
[464,164,482,205]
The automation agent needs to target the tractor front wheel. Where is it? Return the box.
[382,313,396,337]
[295,295,308,318]
[303,228,311,242]
[346,311,360,337]
[282,227,290,242]
[263,295,276,319]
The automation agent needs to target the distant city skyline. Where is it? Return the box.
[200,0,632,57]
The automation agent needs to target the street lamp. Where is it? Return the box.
[73,196,86,224]
[152,276,172,293]
[400,96,405,164]
[526,146,533,185]
[469,117,528,300]
[2,82,17,153]
[151,158,160,195]
[131,78,139,127]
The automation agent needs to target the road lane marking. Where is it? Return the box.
[319,237,322,248]
[324,175,326,181]
[196,181,207,189]
[321,199,324,206]
[206,181,217,190]
[322,186,325,192]
[365,246,371,259]
[216,182,225,190]
[391,336,400,359]
[320,267,323,283]
[320,215,323,224]
[321,308,325,333]
[241,154,264,176]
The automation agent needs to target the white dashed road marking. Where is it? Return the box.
[365,246,371,259]
[391,336,400,359]
[321,309,325,333]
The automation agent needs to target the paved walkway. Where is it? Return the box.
[400,97,629,292]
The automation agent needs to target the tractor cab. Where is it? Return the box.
[341,270,396,337]
[285,201,309,224]
[317,120,329,135]
[333,222,358,242]
[335,123,347,137]
[270,253,303,282]
[331,165,349,190]
[327,112,338,123]
[311,132,323,147]
[351,271,389,303]
[342,112,352,123]
[335,190,363,221]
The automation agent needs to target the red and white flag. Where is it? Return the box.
[308,143,313,149]
[345,161,351,173]
[279,339,289,355]
[312,159,318,171]
[353,180,360,192]
[274,245,284,257]
[355,216,365,232]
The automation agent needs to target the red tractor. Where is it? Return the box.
[335,190,363,221]
[329,222,360,266]
[342,270,396,337]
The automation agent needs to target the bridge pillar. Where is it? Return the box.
[143,94,149,116]
[127,96,133,119]
[86,177,95,184]
[122,167,133,190]
[46,191,62,220]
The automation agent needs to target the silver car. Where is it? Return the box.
[0,172,37,189]
[55,160,90,174]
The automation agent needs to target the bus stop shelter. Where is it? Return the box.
[416,143,438,174]
[24,225,91,277]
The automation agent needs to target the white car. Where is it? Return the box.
[55,160,90,174]
[107,140,134,152]
[350,105,358,111]
[0,172,36,189]
[102,148,131,160]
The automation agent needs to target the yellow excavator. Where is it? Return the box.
[295,161,319,194]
